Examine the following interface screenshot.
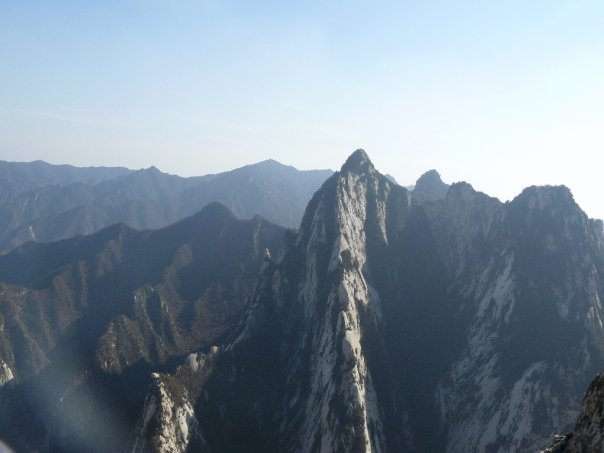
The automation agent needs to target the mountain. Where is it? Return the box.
[542,372,604,452]
[0,159,332,253]
[179,159,333,228]
[133,150,604,452]
[0,203,285,452]
[0,160,132,197]
[2,149,604,452]
[430,182,604,451]
[411,169,450,202]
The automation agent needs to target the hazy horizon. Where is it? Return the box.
[1,1,603,219]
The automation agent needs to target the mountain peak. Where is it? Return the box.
[247,158,287,170]
[514,185,577,213]
[413,169,450,202]
[196,201,236,220]
[340,149,374,174]
[416,169,443,189]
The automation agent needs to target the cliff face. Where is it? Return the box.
[176,149,411,452]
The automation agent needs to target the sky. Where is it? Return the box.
[1,1,603,218]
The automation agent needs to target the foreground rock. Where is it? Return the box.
[542,372,604,452]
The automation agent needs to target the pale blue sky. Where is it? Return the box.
[1,1,603,218]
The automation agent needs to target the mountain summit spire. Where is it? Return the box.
[341,148,375,174]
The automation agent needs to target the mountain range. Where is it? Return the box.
[1,150,604,452]
[0,201,284,451]
[0,159,332,254]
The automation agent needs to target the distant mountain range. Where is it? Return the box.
[0,160,133,196]
[0,159,332,253]
[1,151,604,452]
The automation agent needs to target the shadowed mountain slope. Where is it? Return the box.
[0,203,285,452]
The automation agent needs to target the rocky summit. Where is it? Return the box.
[1,150,604,452]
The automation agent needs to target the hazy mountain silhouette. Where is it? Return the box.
[0,159,332,253]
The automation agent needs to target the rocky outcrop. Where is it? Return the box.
[133,374,199,453]
[133,349,219,453]
[0,361,13,387]
[542,372,604,452]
